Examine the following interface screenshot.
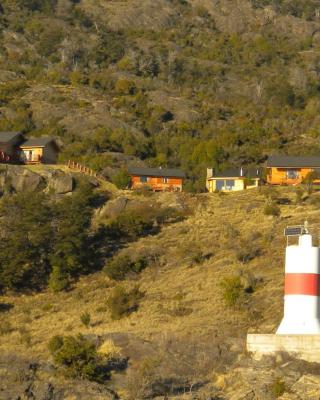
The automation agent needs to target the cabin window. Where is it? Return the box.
[225,180,235,190]
[163,177,169,183]
[216,180,224,190]
[140,176,148,183]
[286,170,299,179]
[216,179,235,190]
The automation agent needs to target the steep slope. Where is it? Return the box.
[2,186,320,398]
[2,1,320,188]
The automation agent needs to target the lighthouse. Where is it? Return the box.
[247,222,320,362]
[277,222,320,335]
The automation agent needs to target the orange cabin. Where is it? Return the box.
[128,167,185,192]
[266,156,320,185]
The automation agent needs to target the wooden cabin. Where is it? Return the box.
[266,156,320,185]
[0,131,24,162]
[20,137,59,164]
[206,167,261,192]
[128,167,185,192]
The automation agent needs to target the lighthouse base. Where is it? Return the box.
[247,334,320,363]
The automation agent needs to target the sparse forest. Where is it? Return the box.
[3,1,320,399]
[2,0,320,189]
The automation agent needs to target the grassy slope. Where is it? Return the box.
[1,186,320,396]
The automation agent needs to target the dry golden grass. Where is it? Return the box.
[1,186,319,366]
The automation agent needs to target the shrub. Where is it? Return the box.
[270,377,286,397]
[48,334,108,382]
[220,276,244,308]
[80,312,91,328]
[115,79,136,95]
[295,186,305,204]
[133,185,153,197]
[235,244,261,263]
[168,303,193,317]
[107,285,145,320]
[107,210,154,239]
[48,266,69,292]
[104,254,148,281]
[264,202,280,217]
[111,169,131,189]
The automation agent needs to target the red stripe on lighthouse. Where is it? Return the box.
[285,273,320,296]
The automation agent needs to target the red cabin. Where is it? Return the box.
[128,167,185,192]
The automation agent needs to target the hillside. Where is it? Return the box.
[2,181,320,398]
[2,1,320,189]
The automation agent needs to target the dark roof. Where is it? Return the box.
[0,131,22,143]
[128,167,185,178]
[209,167,261,179]
[20,137,56,148]
[267,155,320,168]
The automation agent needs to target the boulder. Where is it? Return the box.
[10,169,42,192]
[100,197,128,218]
[49,174,74,194]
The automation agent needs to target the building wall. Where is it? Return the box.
[0,134,23,159]
[21,147,43,163]
[207,178,245,192]
[131,175,183,191]
[267,167,316,185]
[20,143,58,164]
[42,143,58,164]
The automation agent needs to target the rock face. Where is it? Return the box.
[99,196,129,218]
[0,165,43,192]
[0,354,118,400]
[0,165,76,195]
[279,375,320,400]
[10,169,42,192]
[48,174,74,194]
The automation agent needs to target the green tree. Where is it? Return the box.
[0,192,53,290]
[48,334,108,382]
[111,169,131,189]
[50,180,96,277]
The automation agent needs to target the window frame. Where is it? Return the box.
[140,176,148,183]
[286,169,299,179]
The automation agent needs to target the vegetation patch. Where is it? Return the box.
[48,334,109,382]
[107,285,145,320]
[104,254,148,281]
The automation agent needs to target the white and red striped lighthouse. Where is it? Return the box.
[277,224,320,335]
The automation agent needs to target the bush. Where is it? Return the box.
[48,334,108,382]
[270,377,286,397]
[264,202,280,216]
[111,169,131,189]
[107,285,145,320]
[220,276,244,308]
[115,79,136,95]
[295,186,305,204]
[107,210,155,239]
[235,244,261,263]
[104,254,148,281]
[80,312,91,328]
[48,266,69,292]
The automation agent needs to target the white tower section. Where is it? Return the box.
[277,233,320,335]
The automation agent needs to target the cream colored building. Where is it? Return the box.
[20,137,59,164]
[206,167,261,192]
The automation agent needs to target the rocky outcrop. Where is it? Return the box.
[48,174,74,194]
[99,196,129,218]
[279,375,320,400]
[0,354,118,400]
[0,165,76,195]
[0,165,43,192]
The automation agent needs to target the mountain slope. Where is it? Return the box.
[2,1,320,188]
[2,186,320,398]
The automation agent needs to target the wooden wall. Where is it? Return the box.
[267,167,315,185]
[131,175,183,191]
